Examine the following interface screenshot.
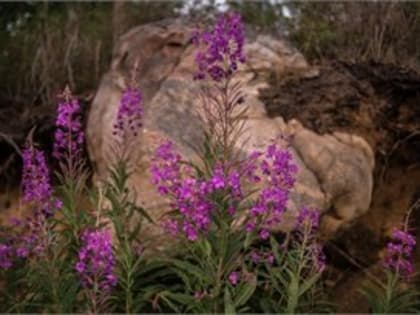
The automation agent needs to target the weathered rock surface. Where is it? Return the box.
[86,19,375,244]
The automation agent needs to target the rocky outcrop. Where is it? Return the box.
[86,19,374,245]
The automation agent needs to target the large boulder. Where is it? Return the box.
[86,19,374,245]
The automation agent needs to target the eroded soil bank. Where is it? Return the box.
[262,60,420,312]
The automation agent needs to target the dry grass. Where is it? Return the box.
[289,2,420,70]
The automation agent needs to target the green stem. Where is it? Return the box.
[124,248,134,314]
[383,272,398,313]
[286,228,310,314]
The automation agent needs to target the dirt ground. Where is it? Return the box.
[261,59,420,312]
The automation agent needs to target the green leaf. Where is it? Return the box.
[164,292,196,306]
[158,292,183,313]
[298,272,321,296]
[224,287,236,315]
[233,275,257,307]
[286,269,300,314]
[170,258,213,284]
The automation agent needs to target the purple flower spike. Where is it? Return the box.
[247,142,298,240]
[13,144,59,257]
[53,86,84,163]
[151,141,213,241]
[297,207,320,232]
[76,229,117,292]
[0,244,13,270]
[383,227,416,278]
[193,12,246,81]
[22,144,59,217]
[113,87,143,138]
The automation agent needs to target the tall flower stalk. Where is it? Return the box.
[149,13,321,313]
[98,61,151,313]
[19,143,61,256]
[193,12,247,165]
[255,206,329,314]
[0,142,78,313]
[383,227,416,278]
[75,229,117,314]
[362,201,419,314]
[111,60,143,167]
[53,86,84,179]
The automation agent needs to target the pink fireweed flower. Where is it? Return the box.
[210,163,226,190]
[0,243,13,270]
[249,249,275,265]
[16,246,29,258]
[22,146,51,205]
[151,141,213,241]
[228,271,239,285]
[297,207,320,232]
[53,86,84,163]
[266,252,275,265]
[151,141,260,241]
[250,250,261,264]
[150,140,184,195]
[22,144,60,217]
[151,140,300,242]
[192,12,245,81]
[76,229,117,292]
[383,227,416,278]
[247,143,298,240]
[113,87,143,138]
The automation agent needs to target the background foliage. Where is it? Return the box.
[2,1,420,107]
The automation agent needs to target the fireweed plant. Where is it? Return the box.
[51,87,105,313]
[256,207,331,313]
[0,88,95,312]
[100,74,159,314]
[361,205,420,313]
[53,87,92,248]
[0,141,77,313]
[75,228,117,313]
[149,12,330,313]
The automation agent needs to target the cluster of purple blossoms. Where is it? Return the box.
[22,145,61,217]
[0,243,13,270]
[249,249,275,265]
[0,145,61,270]
[75,229,117,292]
[151,141,213,241]
[11,219,47,259]
[113,87,143,138]
[246,143,298,240]
[209,157,261,200]
[192,12,245,81]
[151,141,257,241]
[383,227,416,278]
[151,140,300,242]
[53,88,84,163]
[296,206,320,232]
